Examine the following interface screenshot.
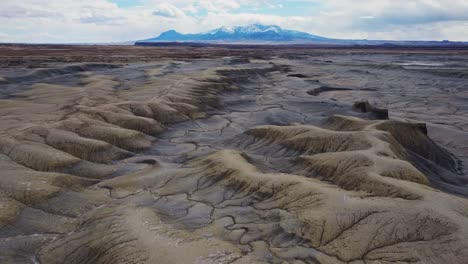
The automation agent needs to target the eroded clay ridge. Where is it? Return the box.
[0,60,467,264]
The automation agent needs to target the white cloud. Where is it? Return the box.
[152,3,186,18]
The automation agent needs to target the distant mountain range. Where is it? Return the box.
[136,24,468,46]
[141,24,326,43]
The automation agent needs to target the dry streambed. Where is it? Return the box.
[0,53,468,264]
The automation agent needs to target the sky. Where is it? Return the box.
[1,0,468,43]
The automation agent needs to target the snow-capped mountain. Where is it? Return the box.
[140,24,328,43]
[136,24,468,46]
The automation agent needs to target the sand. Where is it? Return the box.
[0,44,468,263]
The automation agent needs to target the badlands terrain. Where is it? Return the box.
[1,44,468,264]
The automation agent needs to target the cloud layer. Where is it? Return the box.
[1,0,467,43]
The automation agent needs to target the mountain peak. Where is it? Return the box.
[141,24,326,43]
[234,24,282,34]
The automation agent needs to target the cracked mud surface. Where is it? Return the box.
[1,45,468,263]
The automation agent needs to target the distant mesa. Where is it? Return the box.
[136,23,468,46]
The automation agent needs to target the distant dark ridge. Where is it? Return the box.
[134,41,468,50]
[134,41,344,49]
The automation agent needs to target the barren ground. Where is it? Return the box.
[1,44,468,264]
